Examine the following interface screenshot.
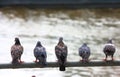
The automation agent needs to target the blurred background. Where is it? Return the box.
[0,7,120,77]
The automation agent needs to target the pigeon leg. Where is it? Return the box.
[85,59,89,62]
[19,60,24,63]
[81,59,89,62]
[80,58,84,62]
[34,58,38,63]
[18,57,24,63]
[111,55,114,61]
[81,59,86,62]
[104,54,107,61]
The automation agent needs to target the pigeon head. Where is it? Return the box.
[59,37,63,42]
[107,39,113,44]
[36,41,42,47]
[58,37,64,46]
[15,37,21,45]
[83,43,87,46]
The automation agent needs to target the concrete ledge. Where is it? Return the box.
[0,0,120,8]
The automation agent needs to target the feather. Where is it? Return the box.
[103,39,116,61]
[11,37,23,64]
[34,41,47,66]
[55,37,68,71]
[79,43,90,62]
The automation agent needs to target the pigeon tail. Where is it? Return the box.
[59,52,66,71]
[60,64,65,71]
[60,52,66,64]
[38,55,46,66]
[12,58,19,64]
[15,37,21,45]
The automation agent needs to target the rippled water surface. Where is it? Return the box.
[0,7,120,77]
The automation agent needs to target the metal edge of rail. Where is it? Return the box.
[0,61,120,69]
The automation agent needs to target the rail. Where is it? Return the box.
[0,61,120,69]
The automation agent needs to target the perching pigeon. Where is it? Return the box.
[79,43,90,62]
[34,41,47,66]
[103,39,116,61]
[55,37,68,71]
[11,37,24,64]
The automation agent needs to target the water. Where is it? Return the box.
[0,7,120,77]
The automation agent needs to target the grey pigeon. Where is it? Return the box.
[79,43,90,62]
[103,39,116,61]
[34,41,47,66]
[11,37,24,64]
[55,37,68,71]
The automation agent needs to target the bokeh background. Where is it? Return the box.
[0,7,120,77]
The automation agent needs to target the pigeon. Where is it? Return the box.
[34,41,47,66]
[79,43,90,62]
[55,37,68,71]
[103,39,116,61]
[11,37,24,64]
